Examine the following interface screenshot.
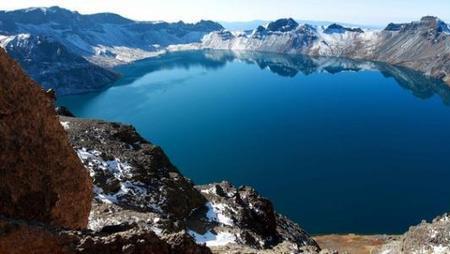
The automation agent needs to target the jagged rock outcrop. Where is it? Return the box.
[323,24,363,34]
[376,214,450,254]
[0,48,92,229]
[188,182,320,253]
[267,18,299,32]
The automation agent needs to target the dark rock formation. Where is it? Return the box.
[189,182,320,252]
[324,24,364,34]
[384,23,404,31]
[267,18,299,32]
[0,48,92,229]
[56,106,75,117]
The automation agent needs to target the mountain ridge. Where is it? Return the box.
[0,6,224,95]
[200,16,450,86]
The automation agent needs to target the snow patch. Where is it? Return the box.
[188,230,236,247]
[76,148,133,179]
[76,148,162,212]
[205,202,234,226]
[433,245,450,254]
[60,121,70,130]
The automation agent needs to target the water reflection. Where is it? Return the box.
[115,50,450,104]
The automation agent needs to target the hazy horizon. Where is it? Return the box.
[1,0,449,26]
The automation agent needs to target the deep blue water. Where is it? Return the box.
[59,50,450,235]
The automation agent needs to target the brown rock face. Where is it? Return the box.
[0,48,92,229]
[0,216,212,254]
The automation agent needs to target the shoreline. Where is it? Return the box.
[314,234,398,254]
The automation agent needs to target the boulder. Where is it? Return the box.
[0,48,92,229]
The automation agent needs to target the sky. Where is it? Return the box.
[1,0,449,25]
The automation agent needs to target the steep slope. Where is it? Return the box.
[372,16,450,84]
[201,17,450,85]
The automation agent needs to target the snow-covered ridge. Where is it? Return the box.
[199,16,450,85]
[0,33,32,48]
[200,19,382,57]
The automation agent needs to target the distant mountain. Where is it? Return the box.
[0,34,118,94]
[220,19,382,31]
[0,6,224,94]
[202,17,450,85]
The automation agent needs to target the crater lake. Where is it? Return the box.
[58,50,450,235]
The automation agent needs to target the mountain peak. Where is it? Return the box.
[384,17,449,34]
[324,23,364,34]
[17,6,75,15]
[420,16,449,33]
[267,18,299,32]
[196,19,225,30]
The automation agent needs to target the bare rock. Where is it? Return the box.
[189,182,320,252]
[0,48,92,229]
[56,106,75,117]
[376,214,450,254]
